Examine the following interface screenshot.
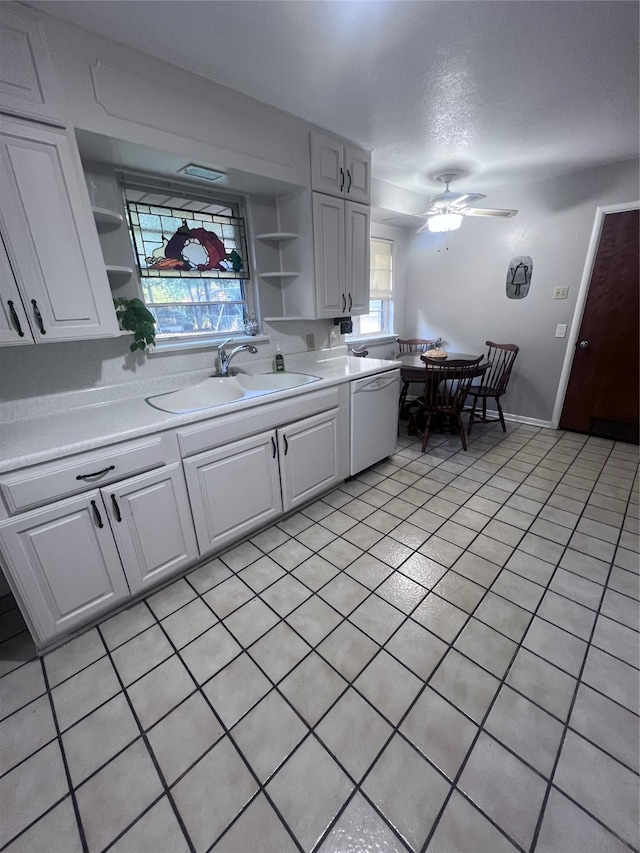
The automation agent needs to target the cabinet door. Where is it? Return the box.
[0,4,66,124]
[105,463,198,594]
[313,193,346,318]
[0,491,129,645]
[344,145,371,204]
[279,409,341,512]
[0,232,34,344]
[183,431,282,555]
[0,118,119,342]
[310,131,345,198]
[345,202,371,316]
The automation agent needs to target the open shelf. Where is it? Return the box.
[259,271,299,280]
[255,232,298,242]
[92,206,124,232]
[106,265,134,283]
[263,316,306,322]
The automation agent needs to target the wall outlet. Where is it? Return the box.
[553,287,569,299]
[555,324,567,338]
[306,333,315,351]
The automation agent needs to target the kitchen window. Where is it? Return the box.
[348,237,393,338]
[123,177,255,345]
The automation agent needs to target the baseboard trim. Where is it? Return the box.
[476,408,555,430]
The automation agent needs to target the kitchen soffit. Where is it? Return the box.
[32,1,639,196]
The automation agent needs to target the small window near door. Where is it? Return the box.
[349,237,393,338]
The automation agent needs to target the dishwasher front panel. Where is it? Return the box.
[349,369,400,476]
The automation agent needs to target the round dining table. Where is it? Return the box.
[396,351,485,420]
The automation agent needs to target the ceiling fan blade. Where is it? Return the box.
[429,191,486,210]
[463,207,518,218]
[447,193,487,208]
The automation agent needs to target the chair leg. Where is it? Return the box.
[421,414,432,452]
[482,397,487,421]
[467,397,477,435]
[399,381,409,414]
[496,397,506,431]
[456,415,468,451]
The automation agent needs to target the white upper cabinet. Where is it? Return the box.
[313,193,370,318]
[0,117,119,343]
[0,232,33,344]
[0,3,66,124]
[310,131,371,204]
[313,193,347,317]
[345,201,371,315]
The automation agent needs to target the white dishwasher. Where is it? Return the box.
[350,369,400,476]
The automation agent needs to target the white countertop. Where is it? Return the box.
[0,354,400,473]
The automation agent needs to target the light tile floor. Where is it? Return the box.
[1,422,639,853]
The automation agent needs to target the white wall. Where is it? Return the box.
[402,159,639,423]
[41,12,312,190]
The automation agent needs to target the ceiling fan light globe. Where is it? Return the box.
[428,212,463,233]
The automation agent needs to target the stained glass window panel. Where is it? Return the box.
[122,182,253,342]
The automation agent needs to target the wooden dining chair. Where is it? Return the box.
[466,342,519,434]
[413,356,487,452]
[396,338,441,354]
[397,337,442,418]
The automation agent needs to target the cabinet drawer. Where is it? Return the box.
[0,432,178,515]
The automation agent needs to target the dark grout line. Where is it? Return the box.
[92,624,197,853]
[39,658,89,853]
[529,441,637,853]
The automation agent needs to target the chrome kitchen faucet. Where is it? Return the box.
[216,338,258,376]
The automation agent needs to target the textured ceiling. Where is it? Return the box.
[31,1,640,197]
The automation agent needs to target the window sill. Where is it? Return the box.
[347,333,397,348]
[148,334,270,356]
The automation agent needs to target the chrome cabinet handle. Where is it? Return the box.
[341,293,346,312]
[283,435,289,455]
[271,436,277,458]
[578,340,589,349]
[7,301,24,337]
[348,293,352,312]
[111,494,122,523]
[339,168,345,192]
[90,500,104,529]
[346,169,352,192]
[31,299,46,335]
[76,465,115,481]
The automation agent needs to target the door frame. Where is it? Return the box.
[551,200,640,429]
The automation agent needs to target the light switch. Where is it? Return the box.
[555,324,567,338]
[553,287,569,299]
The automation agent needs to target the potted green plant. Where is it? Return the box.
[113,298,156,353]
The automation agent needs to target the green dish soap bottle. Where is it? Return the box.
[274,344,285,373]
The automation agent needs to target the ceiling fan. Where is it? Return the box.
[417,173,518,233]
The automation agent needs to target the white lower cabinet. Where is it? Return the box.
[184,408,342,555]
[0,462,198,645]
[184,431,283,555]
[279,408,341,511]
[0,490,130,643]
[0,391,348,647]
[105,463,199,593]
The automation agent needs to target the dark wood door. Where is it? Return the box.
[560,209,639,443]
